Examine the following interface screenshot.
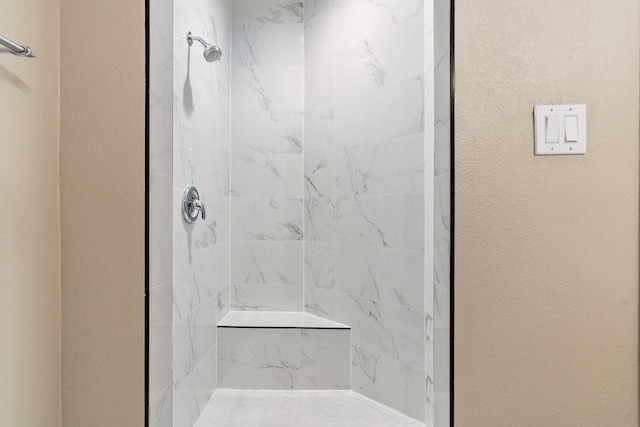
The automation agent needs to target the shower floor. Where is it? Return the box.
[194,389,424,427]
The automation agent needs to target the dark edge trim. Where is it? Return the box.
[144,0,150,425]
[217,326,351,330]
[449,0,456,424]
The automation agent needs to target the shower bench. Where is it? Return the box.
[217,311,351,390]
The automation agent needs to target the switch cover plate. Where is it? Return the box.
[534,104,586,155]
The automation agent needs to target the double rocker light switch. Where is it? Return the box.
[534,104,586,155]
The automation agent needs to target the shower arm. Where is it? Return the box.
[0,34,35,57]
[187,32,208,48]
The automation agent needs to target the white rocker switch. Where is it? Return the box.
[565,115,578,142]
[545,115,559,143]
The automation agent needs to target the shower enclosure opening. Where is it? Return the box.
[147,0,452,425]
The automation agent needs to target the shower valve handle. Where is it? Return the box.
[182,185,206,223]
[192,198,206,220]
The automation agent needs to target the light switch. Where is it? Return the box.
[565,115,578,142]
[534,104,586,155]
[545,115,559,143]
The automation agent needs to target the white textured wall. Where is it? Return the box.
[0,1,61,425]
[455,1,639,425]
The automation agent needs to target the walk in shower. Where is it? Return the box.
[147,0,451,424]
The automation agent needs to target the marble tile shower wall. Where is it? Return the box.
[303,0,434,423]
[172,0,231,426]
[229,0,305,311]
[149,0,173,426]
[433,0,450,425]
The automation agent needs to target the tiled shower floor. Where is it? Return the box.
[194,390,424,427]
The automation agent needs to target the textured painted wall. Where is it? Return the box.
[60,0,146,424]
[0,2,61,426]
[455,1,639,425]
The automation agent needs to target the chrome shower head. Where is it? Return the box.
[187,31,222,63]
[203,44,223,62]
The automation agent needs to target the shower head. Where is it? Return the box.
[187,31,222,62]
[203,45,223,62]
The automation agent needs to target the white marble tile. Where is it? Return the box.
[172,186,220,257]
[231,108,303,155]
[434,51,451,176]
[304,0,336,65]
[434,392,448,427]
[173,246,217,321]
[335,77,424,146]
[230,152,303,198]
[173,386,214,427]
[352,345,426,422]
[299,343,350,389]
[218,327,299,343]
[424,248,434,319]
[173,121,217,190]
[150,0,173,69]
[178,344,218,391]
[218,341,300,389]
[304,286,337,320]
[335,132,424,196]
[305,58,336,106]
[305,196,336,243]
[433,329,449,394]
[305,195,336,243]
[425,314,434,379]
[149,56,173,176]
[304,149,336,197]
[216,241,230,313]
[300,329,350,345]
[149,281,173,404]
[335,193,424,250]
[335,0,424,49]
[336,15,424,100]
[230,65,304,158]
[434,0,450,66]
[304,101,335,153]
[232,65,303,113]
[149,173,173,287]
[335,246,424,309]
[304,242,336,290]
[230,197,303,241]
[299,313,347,328]
[336,294,424,368]
[433,282,449,329]
[426,374,435,427]
[230,284,303,311]
[173,308,218,387]
[434,171,450,289]
[194,390,424,427]
[230,241,303,284]
[232,0,304,67]
[213,195,230,242]
[217,311,348,328]
[149,385,172,427]
[173,56,220,141]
